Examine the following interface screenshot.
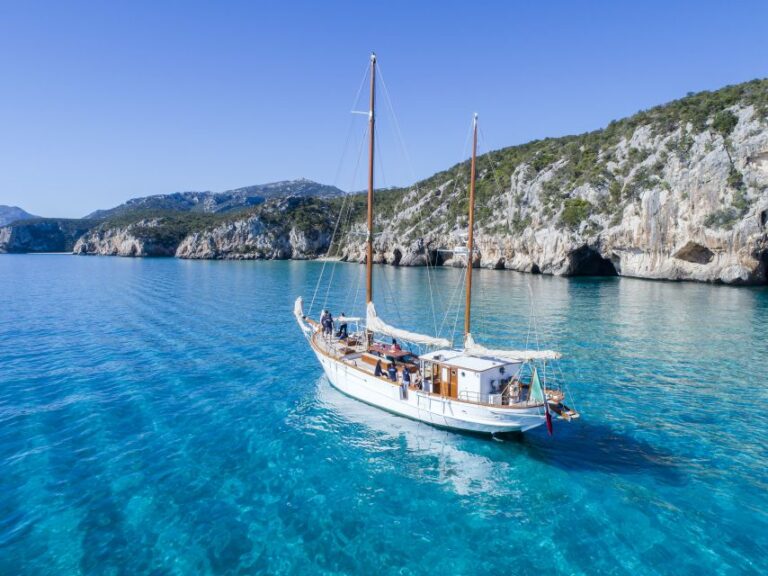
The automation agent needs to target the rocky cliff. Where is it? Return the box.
[73,218,183,257]
[0,219,93,253]
[331,79,768,285]
[74,197,335,260]
[13,79,768,285]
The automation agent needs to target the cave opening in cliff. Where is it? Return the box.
[569,246,618,276]
[759,249,768,285]
[428,249,445,266]
[392,248,402,266]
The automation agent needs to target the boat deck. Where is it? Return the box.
[310,330,571,411]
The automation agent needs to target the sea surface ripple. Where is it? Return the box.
[1,256,767,575]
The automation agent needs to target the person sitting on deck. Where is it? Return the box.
[391,338,401,352]
[374,359,383,377]
[387,363,397,382]
[336,313,349,339]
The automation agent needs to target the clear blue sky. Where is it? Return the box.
[1,0,766,217]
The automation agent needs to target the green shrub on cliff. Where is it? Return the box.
[705,208,739,229]
[561,198,592,230]
[712,110,739,137]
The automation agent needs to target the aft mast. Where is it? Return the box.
[464,113,478,343]
[366,53,376,304]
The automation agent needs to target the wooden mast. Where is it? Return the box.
[366,53,376,304]
[464,113,478,342]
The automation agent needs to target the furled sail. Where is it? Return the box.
[464,333,562,361]
[366,302,451,348]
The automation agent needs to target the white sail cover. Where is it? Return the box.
[366,302,451,348]
[464,333,562,361]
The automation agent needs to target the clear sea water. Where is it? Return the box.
[1,255,767,575]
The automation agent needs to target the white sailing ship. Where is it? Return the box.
[294,53,578,435]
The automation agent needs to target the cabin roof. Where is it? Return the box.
[419,350,518,373]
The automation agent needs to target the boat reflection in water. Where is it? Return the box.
[310,377,521,498]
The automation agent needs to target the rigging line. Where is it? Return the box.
[311,120,370,316]
[477,126,508,201]
[321,191,355,310]
[436,264,466,342]
[330,63,372,189]
[341,204,360,307]
[313,179,349,316]
[379,267,402,326]
[378,64,443,334]
[432,116,476,338]
[446,119,474,216]
[438,264,467,338]
[309,65,370,316]
[374,126,387,190]
[436,265,461,336]
[377,65,420,191]
[380,80,440,328]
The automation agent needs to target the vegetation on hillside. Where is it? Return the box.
[348,77,768,236]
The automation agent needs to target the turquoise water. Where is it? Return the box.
[1,255,767,575]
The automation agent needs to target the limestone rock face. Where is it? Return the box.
[175,215,331,260]
[335,102,768,285]
[73,220,179,257]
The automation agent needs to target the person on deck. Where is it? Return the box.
[387,363,397,382]
[403,368,411,387]
[336,312,349,339]
[374,359,383,377]
[323,312,334,336]
[391,338,401,352]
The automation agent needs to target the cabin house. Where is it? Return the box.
[419,350,522,404]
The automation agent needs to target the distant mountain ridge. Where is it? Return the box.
[0,205,38,227]
[86,178,345,219]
